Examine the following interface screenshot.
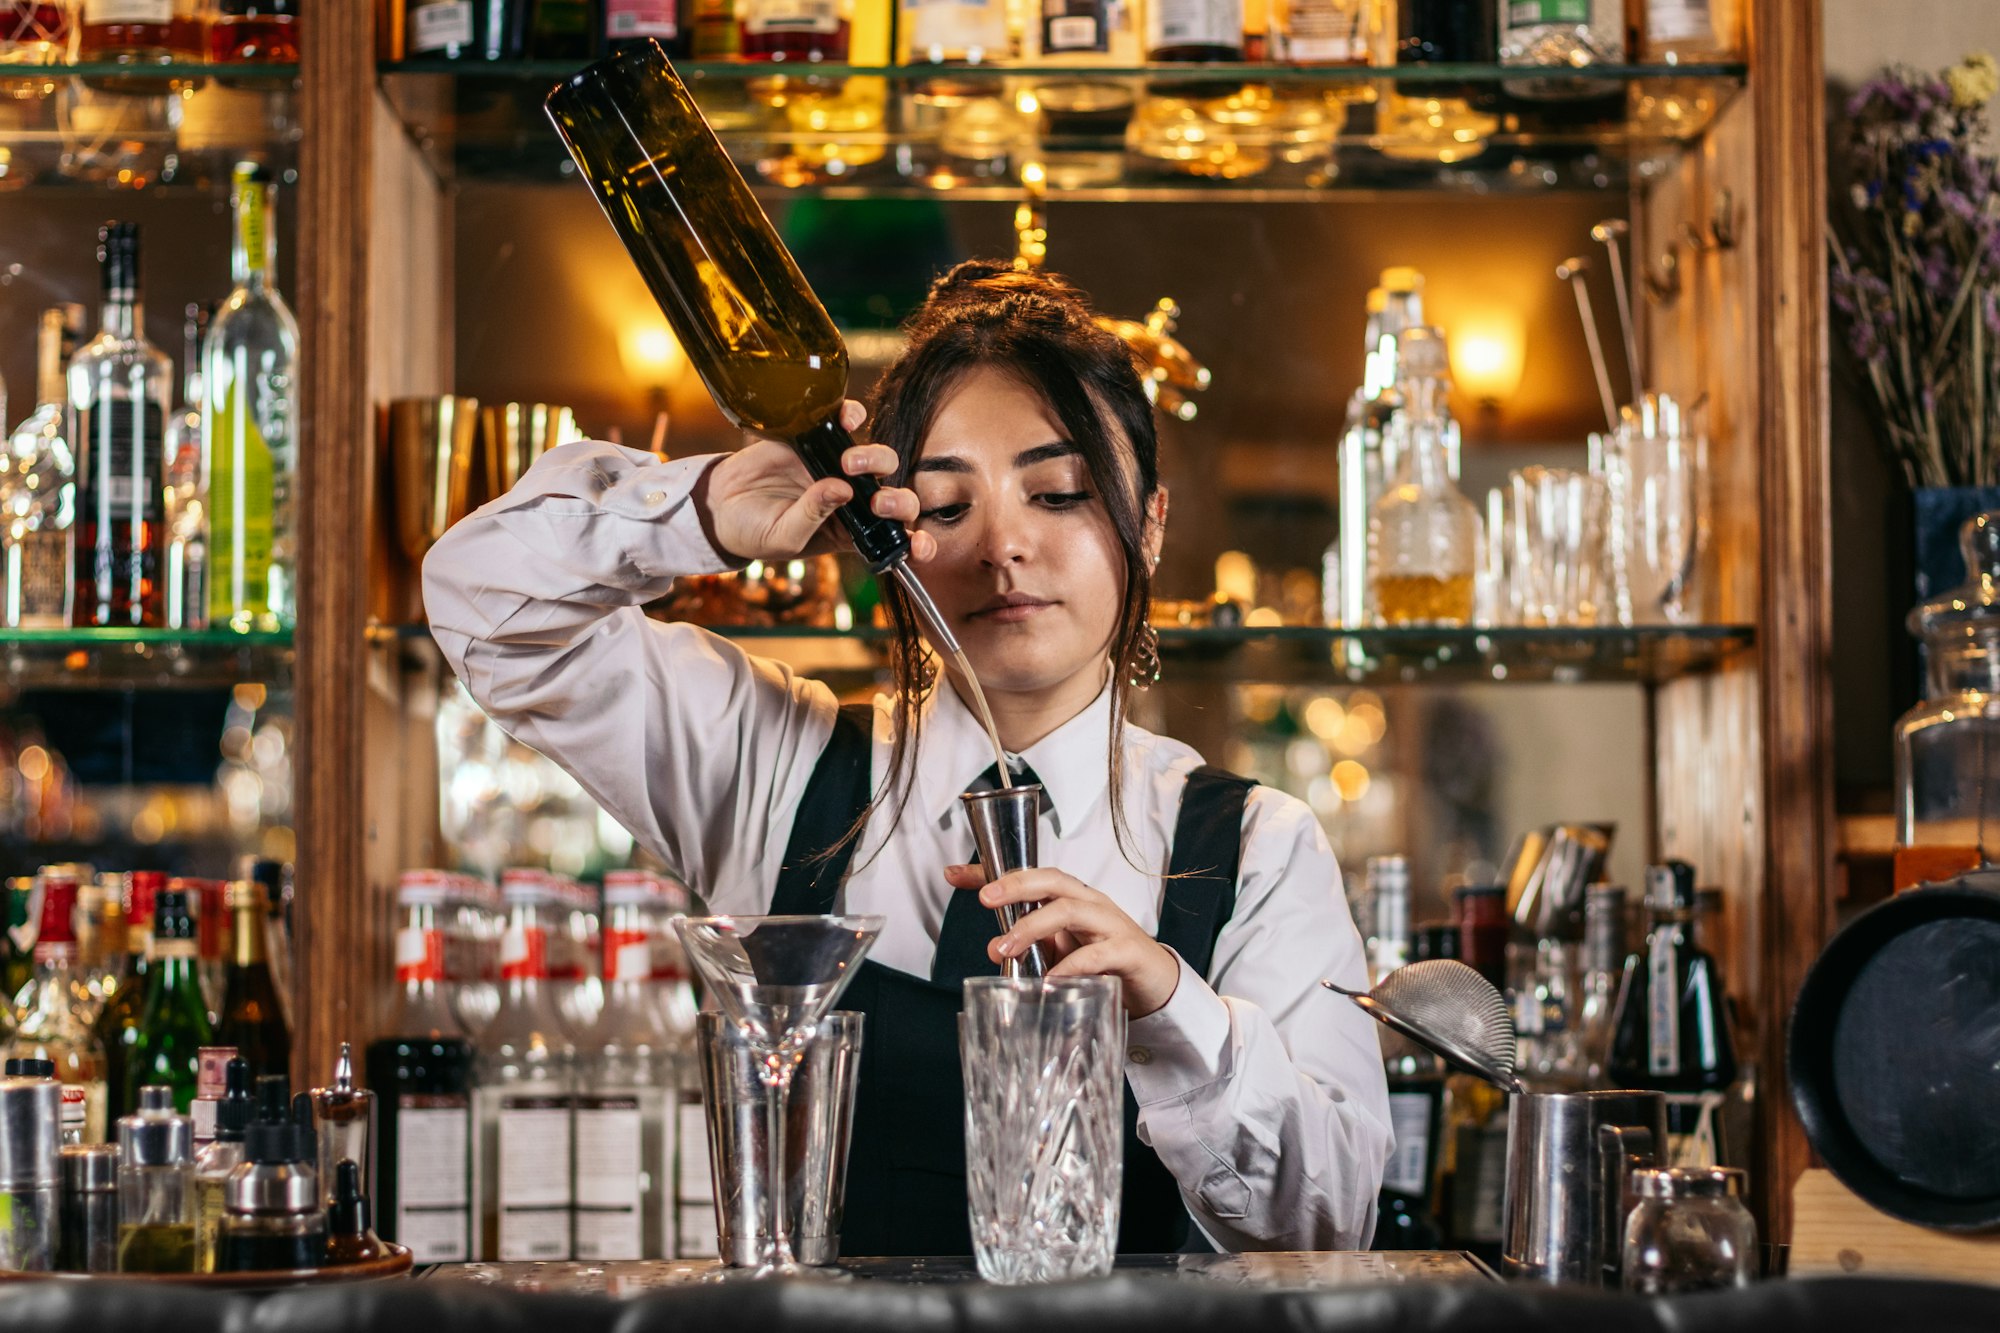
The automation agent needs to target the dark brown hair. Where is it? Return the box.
[848,260,1161,865]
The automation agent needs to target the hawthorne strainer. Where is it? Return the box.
[1323,959,1523,1093]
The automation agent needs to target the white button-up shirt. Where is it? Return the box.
[423,441,1392,1252]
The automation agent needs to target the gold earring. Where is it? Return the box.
[1126,623,1161,691]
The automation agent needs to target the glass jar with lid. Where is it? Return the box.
[1621,1165,1756,1293]
[1895,511,2000,888]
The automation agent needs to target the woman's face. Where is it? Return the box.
[907,363,1157,702]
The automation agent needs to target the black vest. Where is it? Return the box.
[769,704,1256,1257]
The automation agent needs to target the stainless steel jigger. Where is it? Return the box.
[961,784,1053,979]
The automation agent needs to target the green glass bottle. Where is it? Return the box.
[126,886,214,1113]
[202,161,298,632]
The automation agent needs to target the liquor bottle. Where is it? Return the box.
[163,303,209,632]
[1637,0,1739,62]
[68,223,170,630]
[1030,0,1138,62]
[1364,854,1410,983]
[216,880,290,1081]
[366,871,476,1264]
[1576,883,1627,1084]
[126,886,215,1113]
[470,874,575,1261]
[94,871,160,1118]
[1368,325,1476,626]
[1497,0,1623,68]
[204,163,297,633]
[74,0,203,63]
[575,873,674,1260]
[6,868,109,1144]
[1396,0,1492,62]
[1271,0,1370,64]
[207,0,298,62]
[895,0,1007,64]
[74,876,123,1024]
[1144,0,1243,61]
[191,1055,251,1271]
[603,0,683,52]
[193,878,228,1018]
[1335,270,1422,630]
[521,0,595,58]
[1608,861,1736,1153]
[740,0,847,60]
[406,0,516,59]
[0,1,71,66]
[1376,1041,1446,1249]
[3,306,79,630]
[546,44,924,586]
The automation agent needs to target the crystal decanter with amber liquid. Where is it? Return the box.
[1368,325,1476,626]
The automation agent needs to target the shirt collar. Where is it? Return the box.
[917,678,1116,838]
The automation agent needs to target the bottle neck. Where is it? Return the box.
[35,312,66,408]
[231,903,267,969]
[1927,631,2000,697]
[100,293,140,344]
[233,183,274,290]
[1396,379,1452,488]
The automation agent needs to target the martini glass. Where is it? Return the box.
[674,913,884,1277]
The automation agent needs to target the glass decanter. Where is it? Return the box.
[1367,324,1477,626]
[1895,510,2000,885]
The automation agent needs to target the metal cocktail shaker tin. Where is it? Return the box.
[0,1072,62,1271]
[58,1144,116,1272]
[696,1011,863,1267]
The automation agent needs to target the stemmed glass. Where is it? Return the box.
[674,913,883,1277]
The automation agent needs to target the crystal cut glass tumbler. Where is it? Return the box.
[960,975,1123,1284]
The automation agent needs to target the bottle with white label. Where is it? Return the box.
[605,0,688,54]
[574,872,674,1260]
[1638,0,1739,62]
[1144,0,1242,61]
[405,0,511,60]
[1607,860,1736,1152]
[366,872,476,1264]
[470,874,575,1261]
[897,0,1017,64]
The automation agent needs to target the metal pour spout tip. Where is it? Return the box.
[886,560,963,660]
[332,1042,354,1093]
[1590,219,1628,242]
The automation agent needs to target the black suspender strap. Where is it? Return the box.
[770,703,876,917]
[1153,765,1258,980]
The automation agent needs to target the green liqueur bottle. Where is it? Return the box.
[127,886,214,1112]
[203,161,298,632]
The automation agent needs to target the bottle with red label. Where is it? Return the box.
[6,866,109,1143]
[573,871,675,1260]
[604,0,685,53]
[366,871,476,1265]
[470,871,575,1261]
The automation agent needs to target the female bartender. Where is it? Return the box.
[424,261,1391,1255]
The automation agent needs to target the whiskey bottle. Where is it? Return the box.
[4,305,79,629]
[68,223,170,629]
[203,162,298,632]
[207,0,298,61]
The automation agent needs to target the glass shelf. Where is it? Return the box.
[376,59,1744,196]
[0,628,293,689]
[391,620,1751,685]
[0,63,301,191]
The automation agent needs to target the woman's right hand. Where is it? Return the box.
[698,399,936,565]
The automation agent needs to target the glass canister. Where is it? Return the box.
[1621,1166,1756,1294]
[1895,511,2000,888]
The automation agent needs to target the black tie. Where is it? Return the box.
[930,760,1040,984]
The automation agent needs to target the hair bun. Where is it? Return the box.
[914,260,1100,340]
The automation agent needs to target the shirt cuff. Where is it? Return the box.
[1125,950,1233,1105]
[588,449,743,579]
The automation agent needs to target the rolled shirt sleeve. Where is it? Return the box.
[1124,790,1392,1251]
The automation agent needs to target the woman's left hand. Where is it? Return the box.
[943,865,1182,1018]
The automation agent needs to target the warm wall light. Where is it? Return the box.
[1451,320,1526,405]
[620,321,687,389]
